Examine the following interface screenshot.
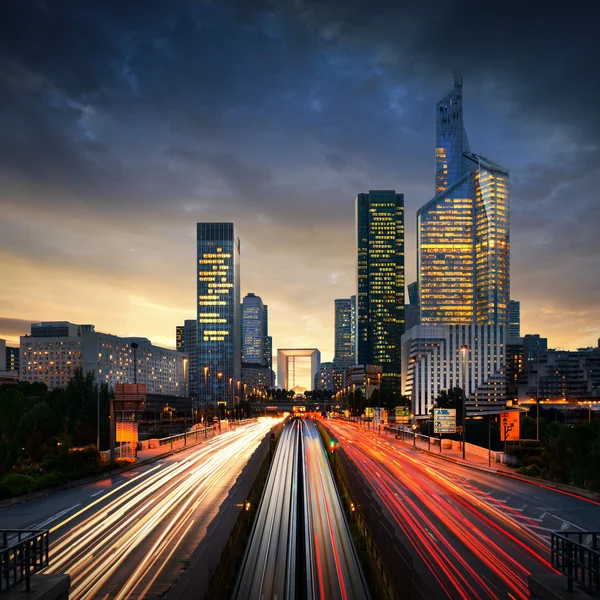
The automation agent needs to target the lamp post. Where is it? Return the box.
[460,345,468,460]
[218,371,223,417]
[229,377,233,409]
[536,342,540,441]
[203,365,209,413]
[97,353,101,450]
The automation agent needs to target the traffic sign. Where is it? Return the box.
[500,410,520,441]
[395,405,410,424]
[434,408,456,434]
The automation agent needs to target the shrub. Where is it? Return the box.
[517,464,542,478]
[34,472,64,491]
[0,473,35,498]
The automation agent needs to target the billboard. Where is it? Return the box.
[434,408,456,434]
[500,411,520,441]
[116,421,139,443]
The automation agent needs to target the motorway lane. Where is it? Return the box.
[0,418,281,599]
[235,419,369,600]
[303,419,370,600]
[323,419,600,600]
[234,419,300,599]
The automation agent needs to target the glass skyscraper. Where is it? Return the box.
[197,223,241,410]
[356,191,405,391]
[334,298,355,366]
[509,299,520,338]
[242,293,265,364]
[418,77,510,326]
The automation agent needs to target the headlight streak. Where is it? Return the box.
[43,419,281,599]
[325,421,556,600]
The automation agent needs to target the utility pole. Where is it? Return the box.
[461,345,468,460]
[97,362,100,451]
[536,341,540,441]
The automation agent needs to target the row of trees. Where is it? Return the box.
[347,388,410,415]
[0,369,111,476]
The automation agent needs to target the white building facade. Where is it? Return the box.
[20,322,187,396]
[401,324,506,417]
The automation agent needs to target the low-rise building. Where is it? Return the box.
[314,362,335,391]
[401,324,506,417]
[20,322,187,396]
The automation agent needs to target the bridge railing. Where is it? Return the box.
[0,529,49,593]
[551,531,600,594]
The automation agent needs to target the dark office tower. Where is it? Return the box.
[509,300,520,337]
[176,326,185,352]
[176,319,198,401]
[197,223,241,410]
[242,293,264,364]
[262,304,272,370]
[334,299,354,366]
[405,281,420,333]
[356,191,405,391]
[350,294,357,360]
[418,77,510,326]
[523,334,548,371]
[408,281,419,306]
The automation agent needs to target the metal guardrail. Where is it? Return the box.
[158,426,216,447]
[551,531,600,594]
[0,529,49,593]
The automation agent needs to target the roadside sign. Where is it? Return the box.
[500,410,520,441]
[116,421,138,443]
[395,405,410,424]
[365,407,374,418]
[434,408,456,434]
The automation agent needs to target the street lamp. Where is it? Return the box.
[203,365,209,411]
[460,345,468,460]
[97,352,102,450]
[229,377,233,408]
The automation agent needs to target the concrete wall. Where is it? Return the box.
[166,421,284,600]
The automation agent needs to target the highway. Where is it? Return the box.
[324,419,600,600]
[234,418,300,599]
[303,419,370,600]
[0,418,281,600]
[234,418,369,599]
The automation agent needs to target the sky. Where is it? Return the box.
[1,0,599,365]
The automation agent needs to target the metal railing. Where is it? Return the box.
[0,529,49,593]
[551,531,600,594]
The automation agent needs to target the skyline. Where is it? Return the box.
[1,1,599,360]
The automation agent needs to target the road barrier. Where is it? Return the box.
[0,529,49,593]
[551,531,600,595]
[166,420,285,600]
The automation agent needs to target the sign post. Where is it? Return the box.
[433,408,457,434]
[395,405,410,424]
[500,410,520,453]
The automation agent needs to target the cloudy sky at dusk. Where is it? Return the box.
[1,0,599,364]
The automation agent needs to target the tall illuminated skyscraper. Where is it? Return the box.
[334,299,355,366]
[242,293,264,364]
[197,223,241,410]
[356,191,405,391]
[418,77,510,326]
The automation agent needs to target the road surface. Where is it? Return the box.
[234,418,369,599]
[0,418,281,599]
[324,419,600,600]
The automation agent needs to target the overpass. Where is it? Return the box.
[252,402,348,414]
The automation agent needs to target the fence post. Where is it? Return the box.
[568,539,574,593]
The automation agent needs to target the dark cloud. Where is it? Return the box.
[0,0,598,352]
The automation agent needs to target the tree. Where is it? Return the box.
[435,387,466,423]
